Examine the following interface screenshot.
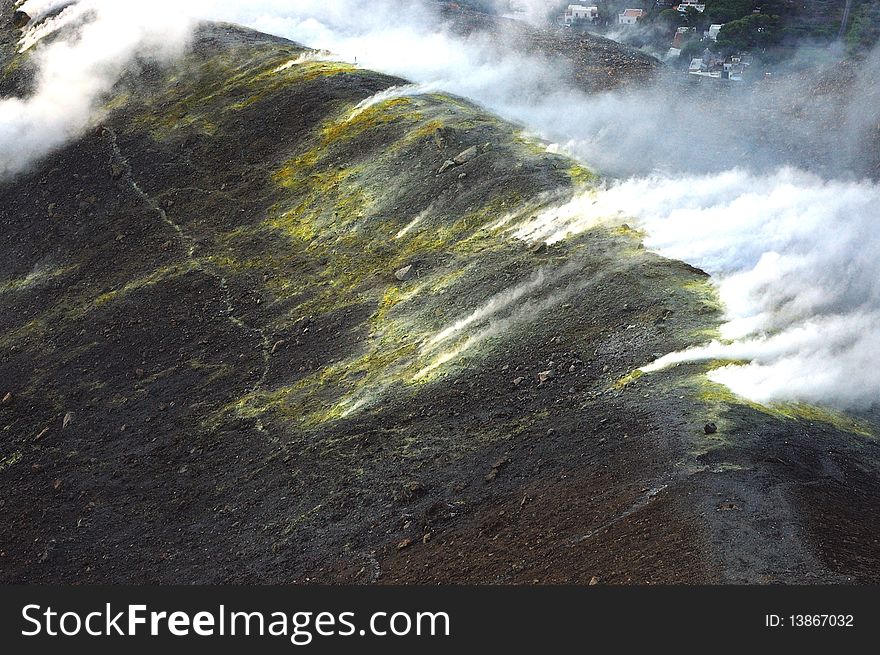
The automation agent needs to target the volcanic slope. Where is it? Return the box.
[1,16,879,584]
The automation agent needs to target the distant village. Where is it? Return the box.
[558,1,754,82]
[546,0,877,84]
[555,0,840,83]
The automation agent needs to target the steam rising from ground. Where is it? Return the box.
[0,0,191,177]
[3,0,880,409]
[517,170,880,409]
[504,1,561,24]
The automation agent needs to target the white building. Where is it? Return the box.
[676,1,706,12]
[706,24,724,41]
[564,4,598,24]
[618,9,645,25]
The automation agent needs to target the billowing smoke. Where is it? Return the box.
[515,169,880,409]
[504,1,563,24]
[0,0,192,178]
[191,0,571,119]
[186,1,880,179]
[2,0,879,410]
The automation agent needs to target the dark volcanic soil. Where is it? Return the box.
[1,9,880,585]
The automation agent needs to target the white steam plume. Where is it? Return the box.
[518,169,880,409]
[504,1,562,24]
[0,0,192,178]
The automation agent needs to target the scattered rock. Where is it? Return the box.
[405,481,426,499]
[397,538,413,551]
[513,377,525,387]
[12,11,30,29]
[432,128,447,151]
[395,265,414,282]
[62,412,74,430]
[271,340,285,355]
[716,502,741,512]
[424,500,455,524]
[485,456,511,483]
[438,160,456,174]
[1,392,11,406]
[53,479,63,492]
[35,427,49,441]
[704,422,718,435]
[492,457,511,471]
[589,576,600,586]
[422,533,432,544]
[537,370,555,383]
[530,242,547,255]
[453,146,479,165]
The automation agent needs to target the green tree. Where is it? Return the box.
[846,1,880,51]
[658,8,685,30]
[715,13,779,52]
[704,0,753,25]
[683,6,704,28]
